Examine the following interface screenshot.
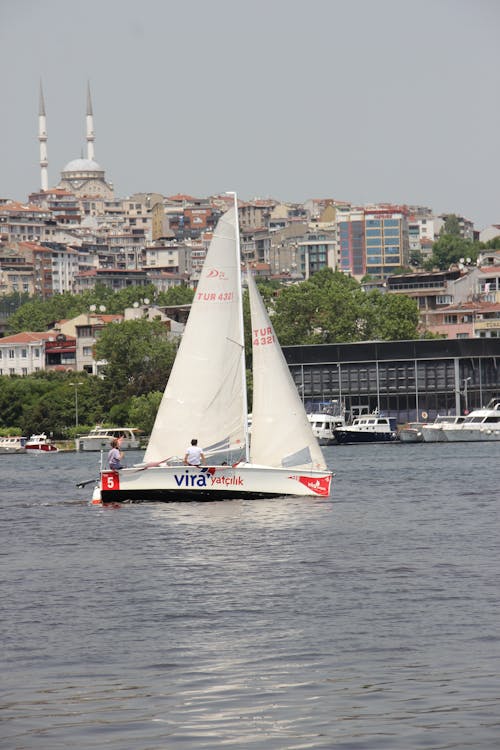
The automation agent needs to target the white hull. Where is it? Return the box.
[421,428,448,443]
[442,426,500,442]
[95,463,333,503]
[399,431,423,443]
[77,436,141,451]
[0,437,27,454]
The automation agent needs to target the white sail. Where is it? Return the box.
[144,207,246,463]
[247,271,327,471]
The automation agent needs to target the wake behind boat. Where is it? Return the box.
[92,198,333,503]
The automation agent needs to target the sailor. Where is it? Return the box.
[108,437,124,470]
[183,438,206,466]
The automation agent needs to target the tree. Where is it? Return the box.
[128,391,163,434]
[265,269,421,344]
[441,214,462,236]
[94,319,177,403]
[427,234,480,270]
[367,291,420,339]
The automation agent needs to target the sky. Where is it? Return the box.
[1,0,499,229]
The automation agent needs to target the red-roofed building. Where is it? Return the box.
[0,331,56,375]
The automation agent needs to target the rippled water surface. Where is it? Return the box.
[1,443,499,749]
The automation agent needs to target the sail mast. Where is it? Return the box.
[227,191,250,462]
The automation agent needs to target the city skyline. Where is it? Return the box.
[1,0,499,229]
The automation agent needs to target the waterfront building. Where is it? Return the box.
[284,338,500,425]
[0,331,55,375]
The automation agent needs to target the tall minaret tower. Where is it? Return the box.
[38,81,49,191]
[86,81,95,161]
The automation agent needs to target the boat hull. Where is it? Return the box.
[77,437,141,451]
[26,444,58,452]
[334,431,397,445]
[96,464,333,503]
[421,428,447,442]
[398,431,423,443]
[442,427,500,442]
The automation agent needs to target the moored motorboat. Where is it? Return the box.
[25,433,58,452]
[398,422,426,443]
[334,414,398,445]
[0,436,27,454]
[440,397,500,442]
[307,407,345,445]
[421,415,465,443]
[76,426,142,451]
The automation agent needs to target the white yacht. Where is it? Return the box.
[307,402,346,445]
[0,436,27,454]
[440,398,500,442]
[421,415,466,443]
[398,422,426,443]
[76,427,142,452]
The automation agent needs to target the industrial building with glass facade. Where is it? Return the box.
[283,339,500,424]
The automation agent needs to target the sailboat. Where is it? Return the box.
[93,197,333,503]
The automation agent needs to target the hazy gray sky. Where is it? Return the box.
[1,0,498,228]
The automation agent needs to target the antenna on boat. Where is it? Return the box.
[226,190,250,463]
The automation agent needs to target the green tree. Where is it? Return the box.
[94,318,177,403]
[128,391,163,434]
[441,214,462,236]
[427,235,480,271]
[157,285,195,306]
[367,291,420,339]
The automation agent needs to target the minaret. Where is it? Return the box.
[38,81,48,191]
[86,81,95,161]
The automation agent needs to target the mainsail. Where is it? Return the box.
[144,207,247,463]
[247,271,327,471]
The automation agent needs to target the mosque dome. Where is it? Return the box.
[62,157,103,173]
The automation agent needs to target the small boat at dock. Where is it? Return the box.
[0,436,27,454]
[334,414,398,445]
[76,427,142,452]
[398,422,427,443]
[25,433,58,452]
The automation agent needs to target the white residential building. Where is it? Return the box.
[0,332,54,376]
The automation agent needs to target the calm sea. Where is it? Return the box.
[1,443,499,749]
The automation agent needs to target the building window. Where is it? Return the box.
[436,295,452,305]
[9,349,15,359]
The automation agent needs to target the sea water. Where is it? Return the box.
[1,442,499,749]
